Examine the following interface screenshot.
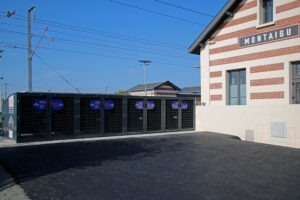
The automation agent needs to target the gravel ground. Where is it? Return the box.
[0,132,299,200]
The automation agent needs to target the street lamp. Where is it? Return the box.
[27,6,35,92]
[0,77,4,103]
[139,60,151,96]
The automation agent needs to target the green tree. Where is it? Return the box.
[114,90,129,95]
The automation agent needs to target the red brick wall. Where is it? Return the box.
[218,14,257,30]
[251,92,284,99]
[250,63,284,73]
[210,45,300,66]
[210,15,300,42]
[276,1,300,14]
[250,77,284,86]
[234,0,257,13]
[211,95,222,101]
[210,83,222,89]
[210,71,222,78]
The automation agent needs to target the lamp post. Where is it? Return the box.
[27,6,35,92]
[0,77,3,105]
[139,60,151,96]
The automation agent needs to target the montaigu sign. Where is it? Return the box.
[239,24,299,47]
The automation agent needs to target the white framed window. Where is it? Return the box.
[228,69,246,105]
[292,62,300,104]
[257,0,275,27]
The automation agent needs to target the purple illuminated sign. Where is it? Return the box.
[181,101,188,109]
[33,99,47,110]
[104,100,114,110]
[51,99,64,110]
[135,101,144,109]
[172,101,179,109]
[90,100,101,110]
[147,101,155,110]
[135,101,155,110]
[172,101,188,110]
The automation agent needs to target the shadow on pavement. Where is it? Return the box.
[0,138,161,186]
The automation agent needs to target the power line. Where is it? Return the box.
[0,20,186,51]
[0,29,193,61]
[32,52,77,90]
[153,0,214,17]
[107,0,206,26]
[0,12,186,49]
[0,42,196,69]
[0,24,185,54]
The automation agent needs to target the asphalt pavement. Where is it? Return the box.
[0,132,299,200]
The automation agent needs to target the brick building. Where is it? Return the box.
[128,81,181,97]
[189,0,300,148]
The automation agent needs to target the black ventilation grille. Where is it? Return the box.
[166,99,178,130]
[51,97,74,136]
[147,99,161,131]
[104,98,122,134]
[127,99,143,132]
[80,97,100,135]
[20,96,47,138]
[182,100,194,129]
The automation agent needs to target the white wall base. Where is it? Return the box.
[196,105,300,149]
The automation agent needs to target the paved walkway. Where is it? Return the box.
[0,132,300,200]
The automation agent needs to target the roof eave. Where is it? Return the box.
[188,0,242,55]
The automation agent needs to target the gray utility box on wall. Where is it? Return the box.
[2,92,195,143]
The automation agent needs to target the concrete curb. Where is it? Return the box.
[0,131,196,148]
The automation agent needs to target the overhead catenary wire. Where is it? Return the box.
[0,12,186,49]
[107,0,206,26]
[32,52,78,91]
[153,0,214,17]
[0,42,196,69]
[0,21,186,51]
[0,29,194,61]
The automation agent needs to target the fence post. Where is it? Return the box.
[74,95,80,138]
[46,93,52,139]
[143,98,147,133]
[122,96,128,135]
[178,99,182,130]
[161,99,166,132]
[100,96,105,135]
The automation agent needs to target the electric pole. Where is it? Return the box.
[27,6,35,92]
[139,60,151,96]
[105,86,108,95]
[4,83,7,99]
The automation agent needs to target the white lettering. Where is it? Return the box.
[244,38,250,45]
[274,31,278,39]
[286,28,292,36]
[263,33,267,41]
[251,36,255,43]
[257,35,262,42]
[279,30,284,37]
[268,32,273,40]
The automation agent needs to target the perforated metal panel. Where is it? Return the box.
[147,99,161,131]
[104,98,122,134]
[6,92,195,142]
[182,100,194,129]
[127,99,143,132]
[51,97,74,136]
[19,96,48,138]
[166,100,178,130]
[80,97,100,135]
